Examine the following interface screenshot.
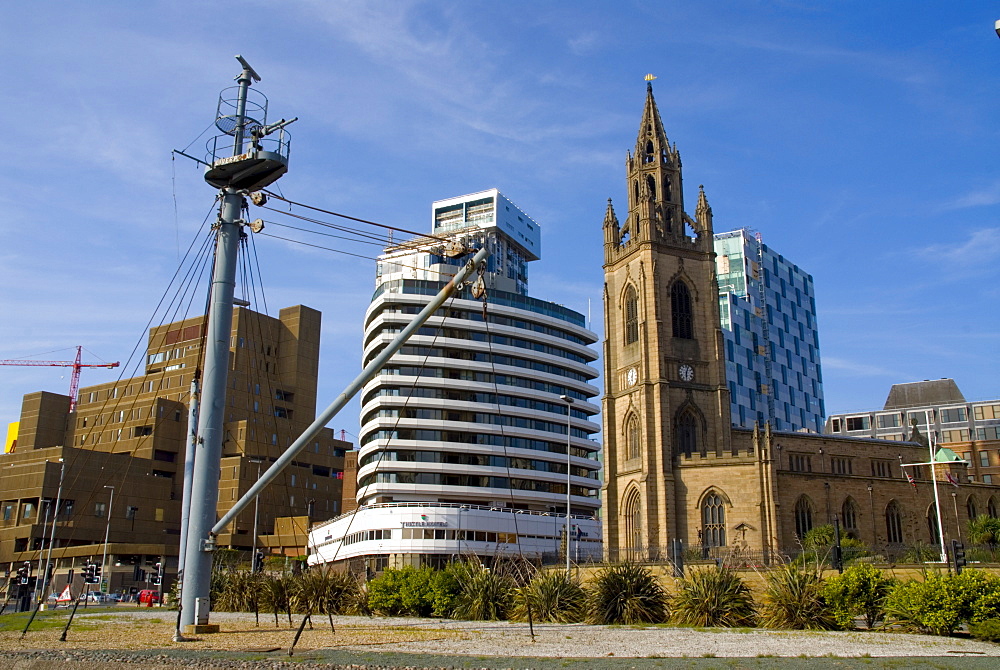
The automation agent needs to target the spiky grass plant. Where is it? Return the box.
[451,560,515,621]
[511,570,587,623]
[262,574,293,627]
[214,570,266,613]
[759,565,836,630]
[671,566,756,628]
[586,563,669,625]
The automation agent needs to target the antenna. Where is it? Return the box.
[235,55,261,82]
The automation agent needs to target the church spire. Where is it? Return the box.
[634,80,670,164]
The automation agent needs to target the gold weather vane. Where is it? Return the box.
[644,73,657,82]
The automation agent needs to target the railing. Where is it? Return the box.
[314,501,599,529]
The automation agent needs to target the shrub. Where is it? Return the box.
[586,563,669,625]
[428,563,462,618]
[884,574,961,636]
[367,566,436,617]
[759,566,835,630]
[884,570,1000,636]
[671,566,755,628]
[969,618,1000,643]
[822,563,895,630]
[511,570,587,623]
[261,574,293,626]
[452,561,515,621]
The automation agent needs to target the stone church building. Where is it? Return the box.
[601,83,998,562]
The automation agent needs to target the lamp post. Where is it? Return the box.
[36,499,51,601]
[42,458,65,600]
[867,483,875,544]
[559,395,574,577]
[249,459,264,558]
[100,486,115,594]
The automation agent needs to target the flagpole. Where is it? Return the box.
[927,410,948,565]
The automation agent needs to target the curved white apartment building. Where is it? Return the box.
[309,190,602,570]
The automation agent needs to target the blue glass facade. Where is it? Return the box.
[715,229,825,432]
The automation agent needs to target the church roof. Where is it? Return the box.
[882,379,965,410]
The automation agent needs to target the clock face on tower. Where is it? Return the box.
[626,367,638,387]
[679,364,694,382]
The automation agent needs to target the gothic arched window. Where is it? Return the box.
[794,496,813,538]
[702,492,726,548]
[624,286,639,345]
[644,140,655,163]
[633,180,639,204]
[671,281,693,339]
[622,488,643,559]
[676,411,697,458]
[927,505,940,545]
[626,414,640,460]
[841,498,858,536]
[967,497,979,521]
[989,497,998,519]
[646,174,656,200]
[885,501,904,545]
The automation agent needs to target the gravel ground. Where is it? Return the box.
[0,607,997,668]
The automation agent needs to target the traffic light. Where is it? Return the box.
[18,562,31,585]
[93,564,102,584]
[83,563,101,584]
[253,550,264,573]
[151,563,162,586]
[952,540,967,574]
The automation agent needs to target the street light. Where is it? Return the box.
[559,394,574,577]
[248,458,264,558]
[100,486,115,595]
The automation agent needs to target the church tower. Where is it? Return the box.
[601,81,732,560]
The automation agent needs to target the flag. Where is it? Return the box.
[945,471,960,488]
[905,471,917,488]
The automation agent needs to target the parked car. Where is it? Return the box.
[78,591,108,602]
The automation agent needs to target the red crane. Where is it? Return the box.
[0,346,120,412]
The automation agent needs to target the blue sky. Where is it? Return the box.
[1,1,998,442]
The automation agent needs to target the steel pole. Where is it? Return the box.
[211,246,490,537]
[927,411,948,564]
[100,486,114,595]
[177,377,199,580]
[39,459,64,602]
[36,501,50,601]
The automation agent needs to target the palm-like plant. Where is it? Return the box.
[214,570,265,614]
[586,563,669,625]
[262,574,293,627]
[671,566,756,627]
[511,571,587,623]
[759,565,836,630]
[451,560,515,621]
[967,515,1000,556]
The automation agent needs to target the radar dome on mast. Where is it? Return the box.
[202,55,295,191]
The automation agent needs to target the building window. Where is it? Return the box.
[830,418,842,432]
[126,506,138,521]
[794,497,813,538]
[985,474,994,485]
[927,507,940,545]
[885,501,904,544]
[941,430,970,443]
[61,500,74,517]
[876,413,901,429]
[624,285,639,345]
[622,487,643,559]
[675,411,698,458]
[841,499,858,535]
[940,407,967,423]
[831,457,852,475]
[871,460,893,478]
[626,415,640,460]
[789,453,812,473]
[2,504,12,521]
[702,492,726,548]
[967,497,978,520]
[670,282,693,339]
[845,416,870,431]
[974,404,1000,421]
[94,502,106,518]
[980,451,991,468]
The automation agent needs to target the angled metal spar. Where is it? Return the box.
[210,244,491,538]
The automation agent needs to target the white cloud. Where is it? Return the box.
[912,227,1000,265]
[941,180,1000,210]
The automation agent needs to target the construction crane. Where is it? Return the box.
[0,346,120,412]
